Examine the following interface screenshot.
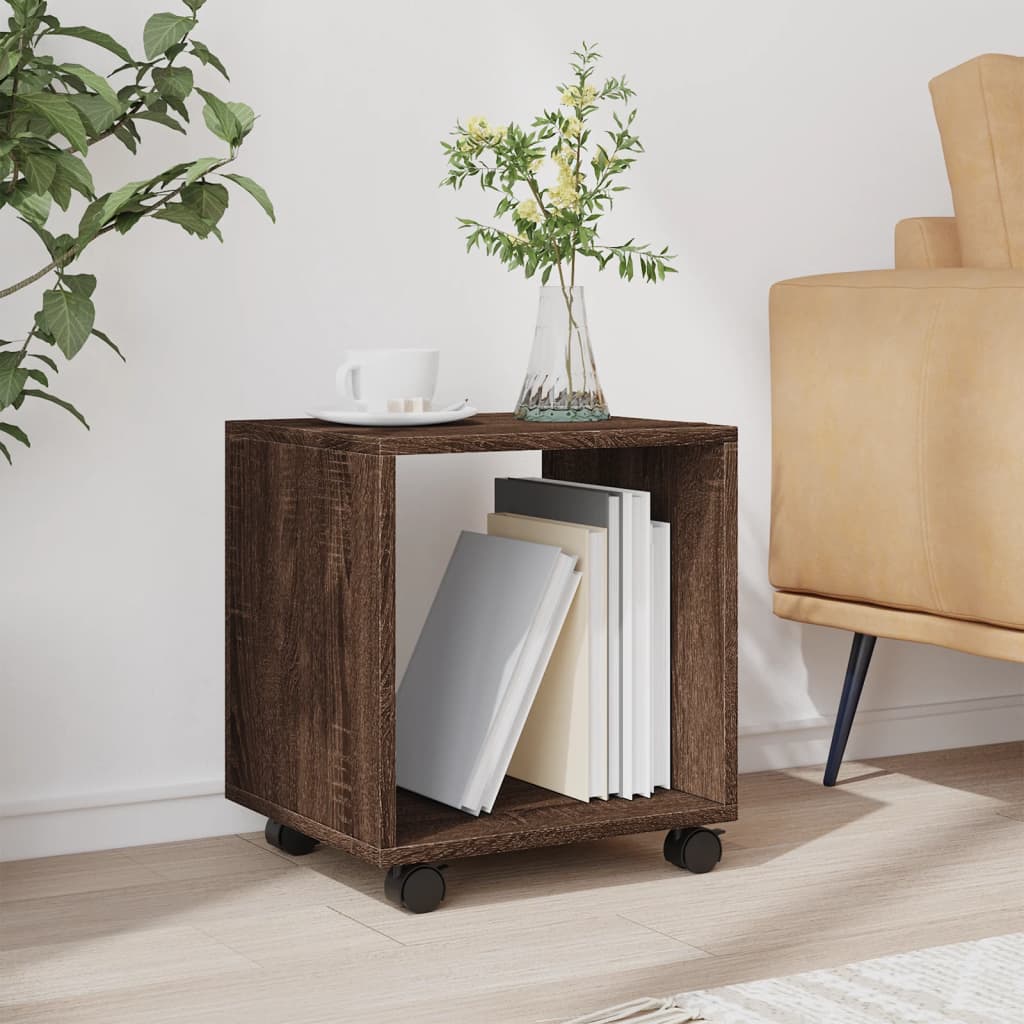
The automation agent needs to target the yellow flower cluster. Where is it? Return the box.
[560,84,598,107]
[465,115,507,145]
[547,147,583,211]
[516,198,543,224]
[562,116,583,139]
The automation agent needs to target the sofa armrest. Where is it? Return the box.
[769,268,1024,630]
[895,217,961,268]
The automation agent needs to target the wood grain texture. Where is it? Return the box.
[226,417,737,866]
[543,441,738,805]
[4,745,1021,1024]
[225,437,396,848]
[226,413,736,456]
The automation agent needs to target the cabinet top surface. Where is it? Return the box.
[225,413,737,455]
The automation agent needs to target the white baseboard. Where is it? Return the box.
[739,693,1024,773]
[0,785,263,863]
[2,694,1021,861]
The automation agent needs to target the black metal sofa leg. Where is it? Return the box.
[823,633,877,787]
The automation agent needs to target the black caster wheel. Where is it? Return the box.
[264,818,318,856]
[384,863,446,914]
[663,827,724,874]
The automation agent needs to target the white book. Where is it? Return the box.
[488,513,608,802]
[467,563,581,814]
[494,478,626,797]
[396,531,575,815]
[528,479,651,798]
[651,521,671,789]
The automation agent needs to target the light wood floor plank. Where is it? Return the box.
[1,743,1020,1024]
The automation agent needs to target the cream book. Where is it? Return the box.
[487,513,609,802]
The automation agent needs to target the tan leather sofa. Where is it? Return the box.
[769,55,1024,785]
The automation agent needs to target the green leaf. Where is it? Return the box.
[50,26,133,64]
[23,389,90,429]
[113,210,145,235]
[0,423,30,448]
[0,367,28,409]
[91,328,126,362]
[152,201,215,238]
[67,93,118,136]
[196,87,240,145]
[190,40,228,80]
[27,352,59,373]
[41,289,96,359]
[0,46,20,81]
[55,152,95,199]
[59,63,122,111]
[25,367,49,387]
[143,13,193,60]
[226,101,255,138]
[183,156,223,186]
[100,179,148,225]
[183,0,207,11]
[221,173,274,221]
[182,181,229,227]
[50,176,72,211]
[152,65,193,102]
[0,440,10,464]
[134,110,186,134]
[62,273,97,298]
[9,186,52,228]
[21,148,58,195]
[21,93,89,154]
[113,123,139,153]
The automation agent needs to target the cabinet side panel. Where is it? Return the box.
[226,437,395,846]
[542,443,737,805]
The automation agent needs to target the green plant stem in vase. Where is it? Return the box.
[441,42,675,421]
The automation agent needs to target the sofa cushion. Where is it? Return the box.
[930,55,1024,269]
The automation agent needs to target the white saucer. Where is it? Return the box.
[308,405,479,428]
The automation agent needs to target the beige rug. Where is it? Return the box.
[562,933,1023,1024]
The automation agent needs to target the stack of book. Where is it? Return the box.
[396,477,671,815]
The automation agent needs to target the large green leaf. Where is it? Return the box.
[196,88,240,145]
[226,102,255,139]
[0,367,29,409]
[23,389,90,429]
[222,173,275,222]
[182,181,229,227]
[143,13,193,60]
[153,201,215,238]
[50,26,133,64]
[152,66,193,102]
[41,289,96,359]
[99,179,148,225]
[20,148,58,195]
[9,186,51,227]
[21,93,89,154]
[183,156,223,186]
[55,152,95,199]
[59,63,122,111]
[62,273,97,298]
[68,93,118,136]
[190,40,228,80]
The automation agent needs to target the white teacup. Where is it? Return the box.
[335,348,439,412]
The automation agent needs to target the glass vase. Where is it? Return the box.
[514,285,610,422]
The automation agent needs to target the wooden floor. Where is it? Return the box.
[2,744,1022,1023]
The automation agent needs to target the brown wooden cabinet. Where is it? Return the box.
[225,414,737,902]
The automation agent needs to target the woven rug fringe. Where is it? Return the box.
[560,996,699,1024]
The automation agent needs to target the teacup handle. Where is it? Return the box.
[335,360,367,409]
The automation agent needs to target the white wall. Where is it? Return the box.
[2,0,1022,861]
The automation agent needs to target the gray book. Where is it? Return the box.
[494,477,626,797]
[396,530,576,815]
